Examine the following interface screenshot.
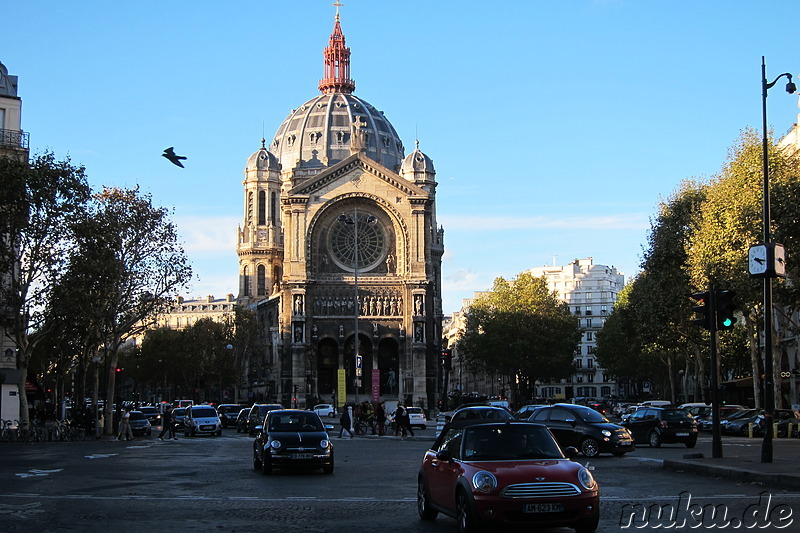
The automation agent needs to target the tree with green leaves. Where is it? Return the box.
[457,271,581,404]
[76,187,192,435]
[0,153,91,428]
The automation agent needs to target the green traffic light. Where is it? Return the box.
[722,317,733,328]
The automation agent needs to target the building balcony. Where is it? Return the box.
[0,128,29,149]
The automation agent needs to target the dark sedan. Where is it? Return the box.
[236,408,251,433]
[252,409,333,474]
[622,407,697,447]
[128,411,152,436]
[217,404,246,429]
[172,407,187,430]
[528,403,634,457]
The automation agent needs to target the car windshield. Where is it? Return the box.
[192,407,217,418]
[129,412,146,420]
[407,408,423,415]
[663,409,692,421]
[452,408,514,423]
[173,408,186,416]
[574,408,610,423]
[140,407,157,414]
[462,425,564,461]
[268,413,323,432]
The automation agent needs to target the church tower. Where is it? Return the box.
[240,7,444,412]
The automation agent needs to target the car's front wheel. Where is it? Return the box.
[417,478,438,520]
[252,453,261,471]
[456,490,479,533]
[685,438,697,448]
[580,437,600,457]
[649,431,661,448]
[261,456,272,475]
[574,513,600,533]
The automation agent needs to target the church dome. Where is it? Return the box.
[245,139,281,172]
[270,93,404,172]
[401,142,435,174]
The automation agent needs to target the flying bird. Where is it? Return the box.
[162,147,187,168]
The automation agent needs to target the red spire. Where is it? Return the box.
[318,8,355,94]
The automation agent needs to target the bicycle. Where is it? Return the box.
[1,419,19,443]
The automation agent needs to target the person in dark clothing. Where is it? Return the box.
[339,407,354,438]
[375,401,387,436]
[394,403,414,437]
[158,405,177,440]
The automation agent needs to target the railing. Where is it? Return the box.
[0,128,29,149]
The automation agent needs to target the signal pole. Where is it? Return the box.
[708,284,722,459]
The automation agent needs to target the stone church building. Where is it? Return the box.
[236,11,444,411]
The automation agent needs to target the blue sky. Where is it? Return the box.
[5,1,800,314]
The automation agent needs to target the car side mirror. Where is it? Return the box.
[255,425,263,432]
[325,424,334,430]
[436,449,453,462]
[563,446,579,459]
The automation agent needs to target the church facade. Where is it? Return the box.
[236,12,444,411]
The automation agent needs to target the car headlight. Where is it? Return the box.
[578,467,596,490]
[270,440,282,449]
[320,439,329,449]
[472,471,497,493]
[601,429,611,437]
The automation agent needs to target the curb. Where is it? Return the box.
[662,459,800,490]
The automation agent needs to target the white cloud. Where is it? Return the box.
[175,215,239,255]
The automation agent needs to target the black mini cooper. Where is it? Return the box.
[252,409,334,475]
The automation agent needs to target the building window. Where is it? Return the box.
[586,332,593,341]
[257,265,266,296]
[258,191,266,225]
[587,358,594,368]
[243,266,251,297]
[574,306,581,315]
[585,307,593,316]
[587,373,595,383]
[601,386,611,397]
[575,358,583,368]
[601,305,607,314]
[587,346,595,355]
[247,192,254,225]
[271,192,277,224]
[585,318,593,328]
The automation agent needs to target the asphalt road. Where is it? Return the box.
[1,427,799,532]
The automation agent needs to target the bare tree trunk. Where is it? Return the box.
[746,310,761,409]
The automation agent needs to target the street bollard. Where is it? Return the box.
[748,423,754,438]
[774,422,780,437]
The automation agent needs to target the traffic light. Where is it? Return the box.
[715,289,737,330]
[691,291,711,330]
[441,349,452,371]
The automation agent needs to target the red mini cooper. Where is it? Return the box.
[418,421,599,533]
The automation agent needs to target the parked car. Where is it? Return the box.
[247,403,284,435]
[313,404,336,417]
[139,406,161,426]
[172,407,187,430]
[698,405,748,431]
[236,407,252,433]
[528,404,634,457]
[622,407,697,448]
[217,404,246,428]
[514,404,547,419]
[417,420,599,533]
[723,409,798,437]
[406,407,427,429]
[184,405,222,437]
[436,405,515,437]
[678,403,711,419]
[252,409,334,475]
[128,411,152,436]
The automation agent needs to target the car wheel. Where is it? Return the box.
[456,490,479,533]
[322,462,334,475]
[417,478,438,520]
[253,453,261,471]
[685,438,697,448]
[649,431,661,448]
[580,437,600,458]
[216,429,222,436]
[740,425,749,436]
[574,514,600,533]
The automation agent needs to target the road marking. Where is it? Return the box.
[85,453,118,459]
[14,469,63,478]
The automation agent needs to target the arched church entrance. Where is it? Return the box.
[378,337,399,397]
[316,338,338,400]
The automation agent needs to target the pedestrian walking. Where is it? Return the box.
[117,407,134,441]
[394,403,415,437]
[158,405,177,440]
[339,407,354,438]
[375,401,386,436]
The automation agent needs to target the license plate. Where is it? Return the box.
[290,453,313,459]
[675,432,689,436]
[524,503,564,513]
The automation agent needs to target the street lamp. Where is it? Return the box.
[759,56,795,464]
[337,208,377,404]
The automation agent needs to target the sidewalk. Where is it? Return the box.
[661,437,800,490]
